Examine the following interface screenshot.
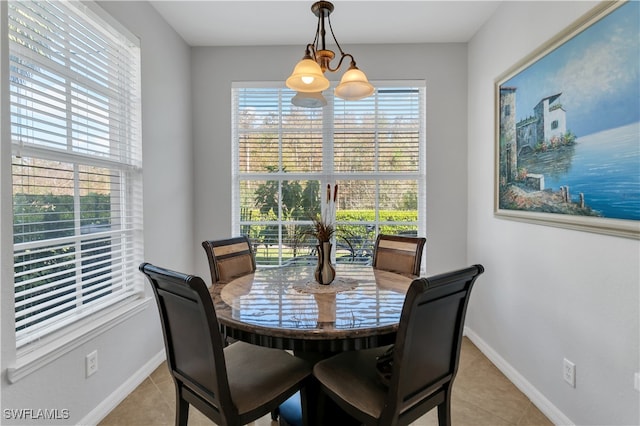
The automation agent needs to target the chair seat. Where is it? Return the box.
[313,346,391,421]
[225,341,311,417]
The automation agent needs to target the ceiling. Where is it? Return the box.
[149,1,502,47]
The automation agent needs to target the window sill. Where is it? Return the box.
[7,296,152,384]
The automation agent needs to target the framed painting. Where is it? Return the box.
[495,0,640,239]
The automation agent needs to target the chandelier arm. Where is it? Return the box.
[326,13,346,56]
[306,43,319,62]
[325,53,353,73]
[287,1,374,104]
[313,12,321,49]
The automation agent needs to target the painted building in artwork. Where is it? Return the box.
[516,93,566,154]
[499,87,517,182]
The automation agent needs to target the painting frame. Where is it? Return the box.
[494,0,640,240]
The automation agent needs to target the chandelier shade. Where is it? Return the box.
[286,57,330,93]
[286,1,374,106]
[335,65,375,101]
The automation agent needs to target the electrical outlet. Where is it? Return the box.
[634,372,640,392]
[563,358,575,388]
[86,350,98,377]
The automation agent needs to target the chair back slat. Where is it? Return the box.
[213,241,252,257]
[202,236,256,284]
[215,255,255,282]
[373,234,426,276]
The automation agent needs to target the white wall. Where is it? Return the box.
[0,2,193,424]
[466,2,640,425]
[191,43,469,279]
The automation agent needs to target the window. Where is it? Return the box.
[8,0,143,349]
[232,83,425,267]
[551,120,559,130]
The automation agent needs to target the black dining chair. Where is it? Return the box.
[202,236,256,284]
[139,263,311,426]
[313,264,484,426]
[202,236,291,423]
[372,234,426,276]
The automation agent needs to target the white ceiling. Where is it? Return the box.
[149,1,502,47]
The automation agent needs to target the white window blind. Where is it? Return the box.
[232,83,425,267]
[9,0,143,348]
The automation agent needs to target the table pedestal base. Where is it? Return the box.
[292,350,360,426]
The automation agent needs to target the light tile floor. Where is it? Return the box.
[99,338,552,426]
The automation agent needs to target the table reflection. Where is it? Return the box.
[313,293,336,325]
[215,264,413,333]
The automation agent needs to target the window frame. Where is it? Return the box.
[1,0,147,382]
[231,81,426,267]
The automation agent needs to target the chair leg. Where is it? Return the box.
[299,387,309,426]
[175,392,189,426]
[271,407,279,421]
[437,390,452,426]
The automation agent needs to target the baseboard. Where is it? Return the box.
[463,327,574,426]
[79,349,166,426]
[82,331,571,425]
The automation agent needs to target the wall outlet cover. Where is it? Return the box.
[563,358,576,388]
[86,350,98,377]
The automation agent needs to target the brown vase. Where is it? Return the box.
[314,241,336,285]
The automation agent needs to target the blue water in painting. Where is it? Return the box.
[543,122,640,220]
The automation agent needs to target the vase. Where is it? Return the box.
[314,241,336,285]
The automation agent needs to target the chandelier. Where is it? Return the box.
[286,1,375,107]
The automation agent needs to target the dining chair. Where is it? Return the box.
[312,264,484,426]
[372,234,426,276]
[202,236,281,422]
[202,236,256,284]
[139,263,311,426]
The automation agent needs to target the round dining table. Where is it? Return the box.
[210,263,416,425]
[209,263,416,355]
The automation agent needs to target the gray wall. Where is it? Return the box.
[0,2,193,424]
[466,1,640,425]
[191,43,469,279]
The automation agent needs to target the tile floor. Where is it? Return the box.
[99,338,553,426]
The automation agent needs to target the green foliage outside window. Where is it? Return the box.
[13,193,112,330]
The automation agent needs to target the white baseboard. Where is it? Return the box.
[79,349,166,426]
[463,327,574,426]
[81,330,572,425]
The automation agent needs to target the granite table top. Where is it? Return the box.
[210,264,415,352]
